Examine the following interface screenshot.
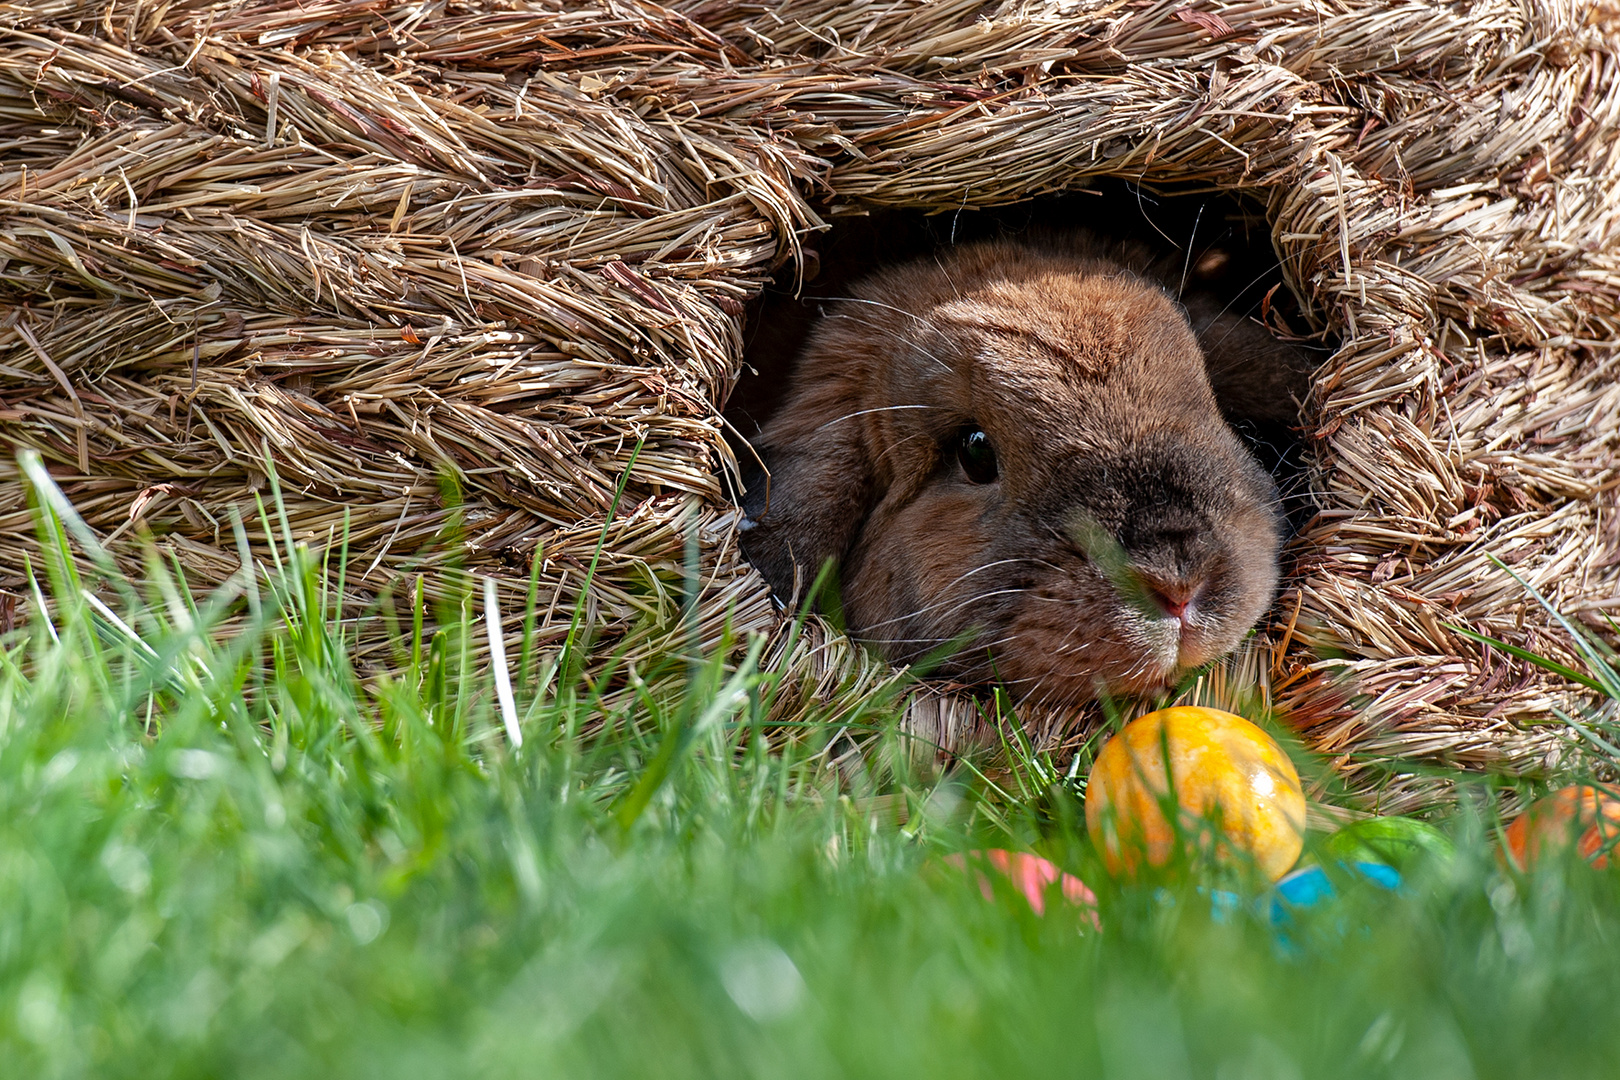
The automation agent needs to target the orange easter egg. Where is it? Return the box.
[1502,785,1620,871]
[1085,706,1305,881]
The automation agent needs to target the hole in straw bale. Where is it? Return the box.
[724,183,1332,702]
[729,183,1327,533]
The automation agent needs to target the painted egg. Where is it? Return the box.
[1324,815,1453,869]
[1085,706,1306,881]
[948,850,1098,920]
[1273,862,1402,911]
[1502,785,1620,870]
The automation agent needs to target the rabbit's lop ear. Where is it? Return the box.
[738,417,877,609]
[1181,293,1318,427]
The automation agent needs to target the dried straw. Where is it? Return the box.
[1,0,1616,808]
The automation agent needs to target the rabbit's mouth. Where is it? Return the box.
[1102,605,1239,695]
[915,568,1266,709]
[1134,617,1196,685]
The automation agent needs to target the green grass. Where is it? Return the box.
[5,456,1620,1079]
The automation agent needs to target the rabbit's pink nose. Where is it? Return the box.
[1143,579,1201,622]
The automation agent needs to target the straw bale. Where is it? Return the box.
[1,0,1617,807]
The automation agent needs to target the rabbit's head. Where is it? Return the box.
[739,239,1287,706]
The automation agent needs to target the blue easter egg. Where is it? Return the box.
[1270,861,1401,923]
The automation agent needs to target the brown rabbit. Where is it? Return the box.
[738,234,1309,707]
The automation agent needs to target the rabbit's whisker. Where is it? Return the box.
[812,404,941,432]
[814,295,932,328]
[933,558,1047,589]
[1198,256,1294,329]
[819,320,953,377]
[876,431,936,470]
[856,559,1045,632]
[818,304,955,374]
[864,585,1029,634]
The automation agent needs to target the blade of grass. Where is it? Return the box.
[484,575,522,749]
[1445,624,1608,696]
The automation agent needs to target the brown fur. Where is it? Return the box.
[739,236,1296,706]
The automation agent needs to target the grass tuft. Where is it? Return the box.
[4,454,1620,1078]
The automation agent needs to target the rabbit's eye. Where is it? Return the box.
[955,427,999,484]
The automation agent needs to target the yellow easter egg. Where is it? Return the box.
[1085,706,1305,881]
